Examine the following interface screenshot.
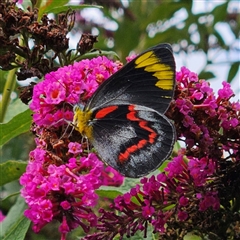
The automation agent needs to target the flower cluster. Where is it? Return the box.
[83,154,222,240]
[20,56,124,238]
[174,66,239,159]
[83,67,240,240]
[29,56,121,127]
[20,149,103,233]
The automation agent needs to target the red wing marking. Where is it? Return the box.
[95,106,118,119]
[139,122,157,144]
[118,105,158,163]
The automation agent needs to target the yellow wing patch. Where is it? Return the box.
[135,51,174,91]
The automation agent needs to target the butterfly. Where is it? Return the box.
[73,43,176,178]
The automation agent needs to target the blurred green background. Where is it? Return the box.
[0,0,239,239]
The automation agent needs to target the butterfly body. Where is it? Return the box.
[73,107,94,141]
[74,44,176,178]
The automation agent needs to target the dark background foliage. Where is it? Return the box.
[0,0,239,239]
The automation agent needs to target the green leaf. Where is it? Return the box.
[198,71,216,80]
[212,2,228,25]
[4,99,29,123]
[37,0,69,20]
[2,216,30,240]
[183,232,202,240]
[45,4,103,14]
[37,0,103,20]
[1,196,29,239]
[120,177,141,193]
[0,160,27,186]
[227,62,240,83]
[1,192,21,203]
[162,203,176,211]
[0,109,32,147]
[159,160,171,172]
[74,50,120,62]
[96,187,123,199]
[120,224,155,240]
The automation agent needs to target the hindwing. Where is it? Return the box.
[90,104,175,178]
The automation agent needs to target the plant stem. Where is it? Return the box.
[0,68,17,122]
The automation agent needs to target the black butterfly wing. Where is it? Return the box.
[86,44,176,115]
[90,104,175,178]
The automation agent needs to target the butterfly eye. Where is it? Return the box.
[73,105,79,113]
[73,103,84,113]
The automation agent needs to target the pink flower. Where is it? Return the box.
[68,142,82,154]
[21,56,124,237]
[218,81,234,100]
[177,210,188,221]
[30,56,119,127]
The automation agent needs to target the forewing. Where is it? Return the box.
[90,104,176,178]
[86,44,175,114]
